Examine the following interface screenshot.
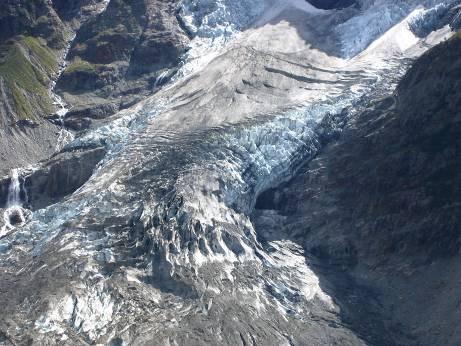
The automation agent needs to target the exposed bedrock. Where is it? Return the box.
[0,147,106,211]
[56,0,189,124]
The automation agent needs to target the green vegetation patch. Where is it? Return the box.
[22,36,59,74]
[64,57,98,74]
[0,36,58,120]
[10,83,34,120]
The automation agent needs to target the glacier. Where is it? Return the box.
[0,0,460,344]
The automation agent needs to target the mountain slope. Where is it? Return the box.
[0,0,108,174]
[0,0,188,175]
[56,0,189,126]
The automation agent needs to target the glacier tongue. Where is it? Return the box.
[5,0,457,291]
[2,0,455,282]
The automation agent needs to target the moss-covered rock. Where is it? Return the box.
[0,37,59,120]
[65,57,97,74]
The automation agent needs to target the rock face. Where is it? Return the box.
[0,0,460,345]
[56,0,189,125]
[25,147,106,210]
[0,0,67,45]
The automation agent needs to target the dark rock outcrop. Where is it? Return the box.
[306,0,357,10]
[0,146,105,211]
[0,0,66,45]
[25,147,106,210]
[56,0,189,124]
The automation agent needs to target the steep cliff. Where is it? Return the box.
[56,0,189,128]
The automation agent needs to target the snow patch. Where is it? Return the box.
[35,283,115,340]
[266,240,334,308]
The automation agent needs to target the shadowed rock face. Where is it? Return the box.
[0,147,106,210]
[52,0,107,22]
[25,147,107,210]
[306,0,357,9]
[0,0,62,43]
